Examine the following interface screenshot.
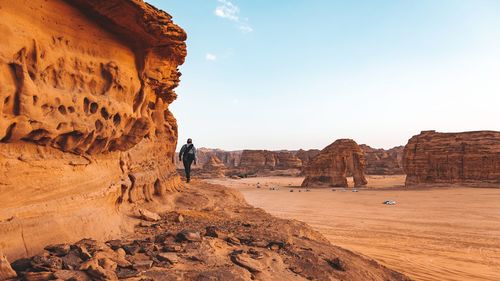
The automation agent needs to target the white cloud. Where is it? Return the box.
[238,25,253,33]
[214,0,253,33]
[205,53,217,61]
[215,0,239,21]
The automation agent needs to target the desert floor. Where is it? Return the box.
[208,175,500,281]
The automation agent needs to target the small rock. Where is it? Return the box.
[226,236,241,246]
[123,244,140,255]
[289,189,294,192]
[138,208,161,222]
[132,260,153,271]
[175,214,184,223]
[230,251,263,273]
[116,267,141,279]
[44,244,71,256]
[98,258,117,271]
[163,244,182,253]
[327,257,345,271]
[205,226,224,238]
[115,248,126,258]
[268,241,285,251]
[31,254,63,271]
[176,230,201,242]
[61,251,83,270]
[76,245,92,260]
[10,258,31,272]
[157,253,179,264]
[105,240,123,250]
[0,252,17,281]
[289,266,303,274]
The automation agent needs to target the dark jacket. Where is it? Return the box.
[179,144,197,161]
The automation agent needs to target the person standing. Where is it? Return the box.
[179,138,197,183]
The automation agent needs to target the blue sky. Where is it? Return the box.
[147,0,500,150]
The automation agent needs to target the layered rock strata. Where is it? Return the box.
[403,130,500,186]
[0,0,186,259]
[302,139,368,187]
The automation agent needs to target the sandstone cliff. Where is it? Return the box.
[302,139,368,188]
[360,145,404,175]
[403,130,500,186]
[0,0,186,259]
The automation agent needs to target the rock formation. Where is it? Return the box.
[403,130,500,186]
[0,0,186,259]
[237,150,303,176]
[360,145,404,175]
[302,139,368,187]
[198,155,227,179]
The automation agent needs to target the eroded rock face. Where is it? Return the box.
[360,145,404,175]
[0,0,186,259]
[302,139,368,187]
[403,130,500,186]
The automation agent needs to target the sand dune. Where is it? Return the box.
[209,176,500,281]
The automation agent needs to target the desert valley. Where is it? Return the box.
[1,1,499,281]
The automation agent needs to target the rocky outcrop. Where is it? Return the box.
[0,0,186,259]
[198,155,227,178]
[403,130,500,186]
[8,181,411,281]
[302,139,368,187]
[360,145,404,175]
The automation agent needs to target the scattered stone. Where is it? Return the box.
[163,244,182,253]
[139,208,161,222]
[289,189,294,192]
[44,244,71,256]
[123,244,140,255]
[289,266,303,274]
[115,248,126,258]
[352,189,358,192]
[230,251,263,273]
[116,268,141,279]
[157,253,179,264]
[383,200,397,205]
[76,245,92,260]
[327,257,346,271]
[132,260,153,271]
[205,226,224,238]
[10,258,31,272]
[268,241,285,251]
[175,214,184,223]
[176,230,202,242]
[0,252,17,281]
[61,251,84,270]
[31,254,63,271]
[226,236,241,246]
[105,240,123,250]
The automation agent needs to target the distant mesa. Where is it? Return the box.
[302,139,368,188]
[403,130,500,187]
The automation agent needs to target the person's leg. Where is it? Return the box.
[184,159,193,182]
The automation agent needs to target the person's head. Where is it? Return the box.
[187,138,192,144]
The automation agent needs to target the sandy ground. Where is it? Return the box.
[207,175,500,281]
